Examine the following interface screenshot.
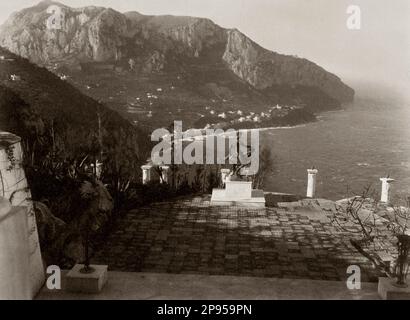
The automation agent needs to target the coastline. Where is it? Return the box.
[158,104,351,142]
[242,123,310,133]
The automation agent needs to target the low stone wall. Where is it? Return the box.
[0,200,31,299]
[0,132,45,299]
[142,162,221,191]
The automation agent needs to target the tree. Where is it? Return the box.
[334,186,410,287]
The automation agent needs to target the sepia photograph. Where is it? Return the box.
[0,0,409,306]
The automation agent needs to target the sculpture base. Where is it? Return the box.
[378,277,410,300]
[211,189,266,208]
[66,264,108,294]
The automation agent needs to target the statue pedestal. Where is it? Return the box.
[378,277,410,300]
[66,264,108,294]
[211,181,265,208]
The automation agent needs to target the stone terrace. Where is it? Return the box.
[93,196,392,282]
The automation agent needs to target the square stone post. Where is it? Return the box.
[160,165,170,184]
[307,169,318,198]
[220,169,231,186]
[380,177,394,204]
[141,165,153,185]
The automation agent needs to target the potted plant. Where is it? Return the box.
[376,233,410,299]
[66,177,113,293]
[334,189,410,299]
[394,234,410,288]
[384,197,410,290]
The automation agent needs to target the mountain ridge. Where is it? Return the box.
[0,1,354,104]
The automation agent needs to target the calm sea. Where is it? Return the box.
[261,97,410,200]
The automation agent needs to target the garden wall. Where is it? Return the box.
[0,132,45,299]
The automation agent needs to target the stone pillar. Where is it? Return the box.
[220,169,231,186]
[95,161,103,180]
[141,165,153,185]
[0,197,31,300]
[380,177,394,204]
[160,165,170,184]
[91,161,103,179]
[306,169,318,198]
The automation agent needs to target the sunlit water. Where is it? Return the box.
[261,97,410,200]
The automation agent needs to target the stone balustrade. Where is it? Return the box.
[141,159,399,208]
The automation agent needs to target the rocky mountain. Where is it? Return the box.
[0,1,354,129]
[222,29,353,103]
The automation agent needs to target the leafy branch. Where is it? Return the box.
[333,185,410,284]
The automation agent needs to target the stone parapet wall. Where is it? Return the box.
[0,132,45,299]
[142,162,221,191]
[0,202,31,299]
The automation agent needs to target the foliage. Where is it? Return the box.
[5,144,17,171]
[0,49,150,194]
[0,47,153,267]
[32,167,114,268]
[252,147,275,189]
[0,47,150,209]
[334,186,410,285]
[33,201,67,264]
[120,180,201,211]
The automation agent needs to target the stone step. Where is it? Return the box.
[276,199,334,223]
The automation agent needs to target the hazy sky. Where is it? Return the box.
[1,0,409,99]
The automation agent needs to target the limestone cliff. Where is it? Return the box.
[0,0,354,104]
[223,29,354,103]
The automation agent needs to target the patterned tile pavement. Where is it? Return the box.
[93,196,394,282]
